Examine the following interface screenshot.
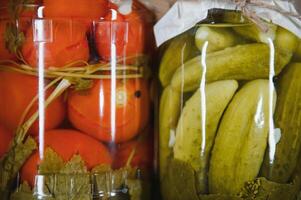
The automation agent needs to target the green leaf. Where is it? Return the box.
[239,177,298,200]
[49,174,91,200]
[161,158,301,200]
[4,0,35,57]
[4,23,25,55]
[66,77,93,91]
[9,148,145,200]
[60,155,87,174]
[10,192,35,200]
[19,182,31,192]
[161,159,199,200]
[91,164,111,173]
[127,179,142,200]
[36,151,91,200]
[10,190,34,200]
[0,137,37,191]
[199,194,242,200]
[10,182,34,200]
[38,148,64,174]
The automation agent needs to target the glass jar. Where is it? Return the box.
[158,9,301,200]
[0,1,155,199]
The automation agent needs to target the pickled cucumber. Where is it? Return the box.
[209,80,276,195]
[174,80,238,193]
[291,148,301,191]
[159,30,198,87]
[195,26,245,53]
[261,63,301,183]
[293,40,301,61]
[171,43,292,92]
[233,23,277,43]
[159,86,181,180]
[275,27,299,52]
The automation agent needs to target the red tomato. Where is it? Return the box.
[0,1,6,7]
[22,20,89,68]
[20,1,39,18]
[21,129,112,187]
[113,130,153,169]
[68,79,150,143]
[0,125,13,158]
[132,0,155,55]
[0,71,66,135]
[43,0,108,19]
[95,9,146,61]
[0,5,9,20]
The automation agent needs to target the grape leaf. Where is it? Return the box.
[92,164,111,173]
[4,0,34,57]
[127,179,142,200]
[38,148,64,174]
[10,148,146,200]
[60,155,87,174]
[4,23,25,55]
[37,152,91,199]
[199,194,241,200]
[239,177,298,200]
[161,159,199,200]
[0,137,37,191]
[10,182,34,200]
[161,157,301,200]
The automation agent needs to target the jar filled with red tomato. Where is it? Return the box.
[0,1,155,199]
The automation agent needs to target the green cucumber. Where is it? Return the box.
[174,80,238,193]
[171,43,292,92]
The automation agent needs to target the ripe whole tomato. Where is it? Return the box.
[94,8,146,62]
[43,0,108,20]
[0,125,13,158]
[0,71,66,135]
[68,78,150,143]
[22,20,89,68]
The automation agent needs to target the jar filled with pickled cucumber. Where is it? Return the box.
[156,1,301,199]
[0,0,155,199]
